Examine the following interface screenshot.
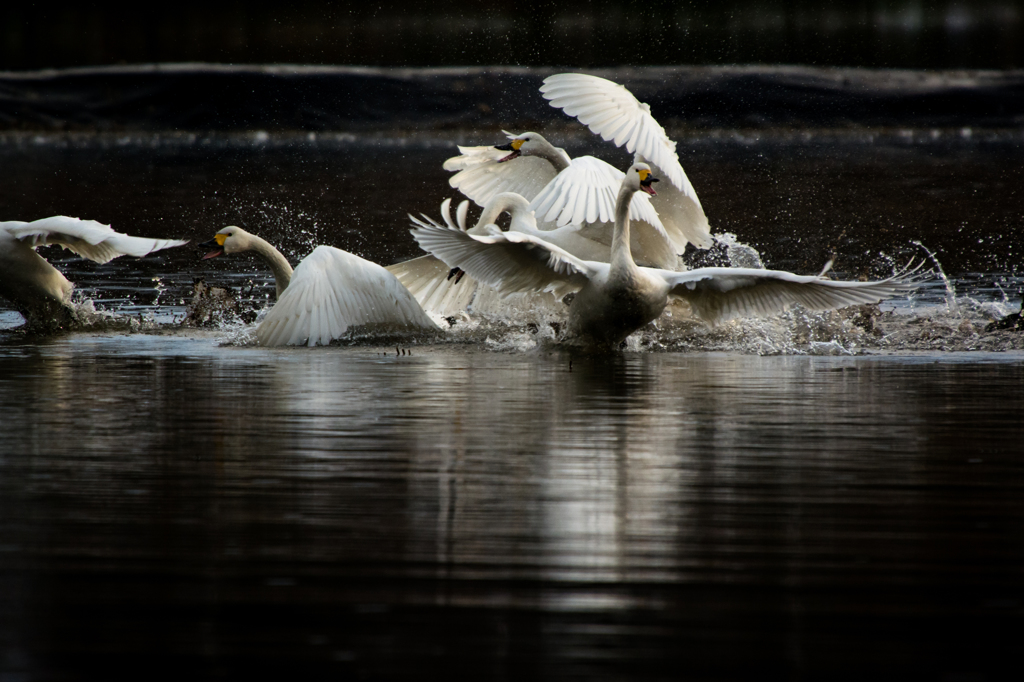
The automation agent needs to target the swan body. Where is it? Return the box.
[202,226,437,347]
[413,164,917,349]
[0,216,187,328]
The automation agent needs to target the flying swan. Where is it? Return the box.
[412,163,918,349]
[0,215,188,329]
[200,226,437,346]
[443,73,714,267]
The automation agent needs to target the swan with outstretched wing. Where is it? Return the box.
[1,216,187,328]
[415,164,918,349]
[200,226,436,347]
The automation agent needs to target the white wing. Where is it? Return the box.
[386,253,479,317]
[541,73,712,250]
[639,154,713,250]
[663,266,919,326]
[526,156,677,268]
[444,145,559,208]
[2,215,188,263]
[257,245,437,347]
[541,73,686,191]
[528,155,664,230]
[411,222,595,298]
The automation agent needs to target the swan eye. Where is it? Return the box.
[215,234,228,246]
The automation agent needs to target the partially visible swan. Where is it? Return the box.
[412,163,917,349]
[201,226,437,346]
[0,216,187,329]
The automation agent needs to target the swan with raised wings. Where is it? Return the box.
[0,216,187,329]
[412,163,917,349]
[201,226,437,347]
[444,74,714,264]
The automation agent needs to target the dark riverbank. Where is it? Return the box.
[2,64,1023,132]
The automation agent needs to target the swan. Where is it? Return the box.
[443,74,713,266]
[412,163,918,349]
[0,215,187,329]
[394,190,672,317]
[445,132,682,269]
[200,226,437,347]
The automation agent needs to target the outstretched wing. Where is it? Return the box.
[444,145,559,208]
[410,221,595,298]
[257,245,437,347]
[663,266,921,326]
[3,216,188,263]
[541,73,712,251]
[541,73,686,191]
[528,155,664,230]
[386,253,480,317]
[638,154,712,250]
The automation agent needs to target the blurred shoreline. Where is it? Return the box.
[2,63,1023,133]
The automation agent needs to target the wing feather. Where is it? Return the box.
[410,222,594,298]
[663,265,921,326]
[256,245,437,347]
[3,216,187,264]
[444,146,558,207]
[541,74,689,201]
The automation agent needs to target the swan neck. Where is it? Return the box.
[537,143,571,173]
[475,195,529,233]
[248,234,293,298]
[611,183,637,273]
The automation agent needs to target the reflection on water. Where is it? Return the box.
[1,334,1022,679]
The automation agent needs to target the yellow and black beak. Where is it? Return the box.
[494,138,524,162]
[638,169,659,196]
[199,233,227,260]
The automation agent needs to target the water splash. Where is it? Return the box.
[913,240,959,316]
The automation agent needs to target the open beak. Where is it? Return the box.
[640,177,659,197]
[198,238,224,260]
[494,143,521,163]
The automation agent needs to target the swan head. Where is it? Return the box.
[200,225,253,259]
[494,132,552,163]
[628,163,659,197]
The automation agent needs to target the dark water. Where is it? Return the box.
[0,337,1022,680]
[2,72,1024,678]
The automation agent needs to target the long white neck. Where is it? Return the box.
[534,142,571,173]
[475,194,532,234]
[611,183,638,275]
[245,234,293,298]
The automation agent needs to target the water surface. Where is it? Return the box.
[2,89,1024,679]
[0,333,1022,680]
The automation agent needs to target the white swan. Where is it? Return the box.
[443,74,713,265]
[412,163,917,349]
[0,215,187,328]
[201,226,437,347]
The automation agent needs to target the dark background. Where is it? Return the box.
[3,1,1024,71]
